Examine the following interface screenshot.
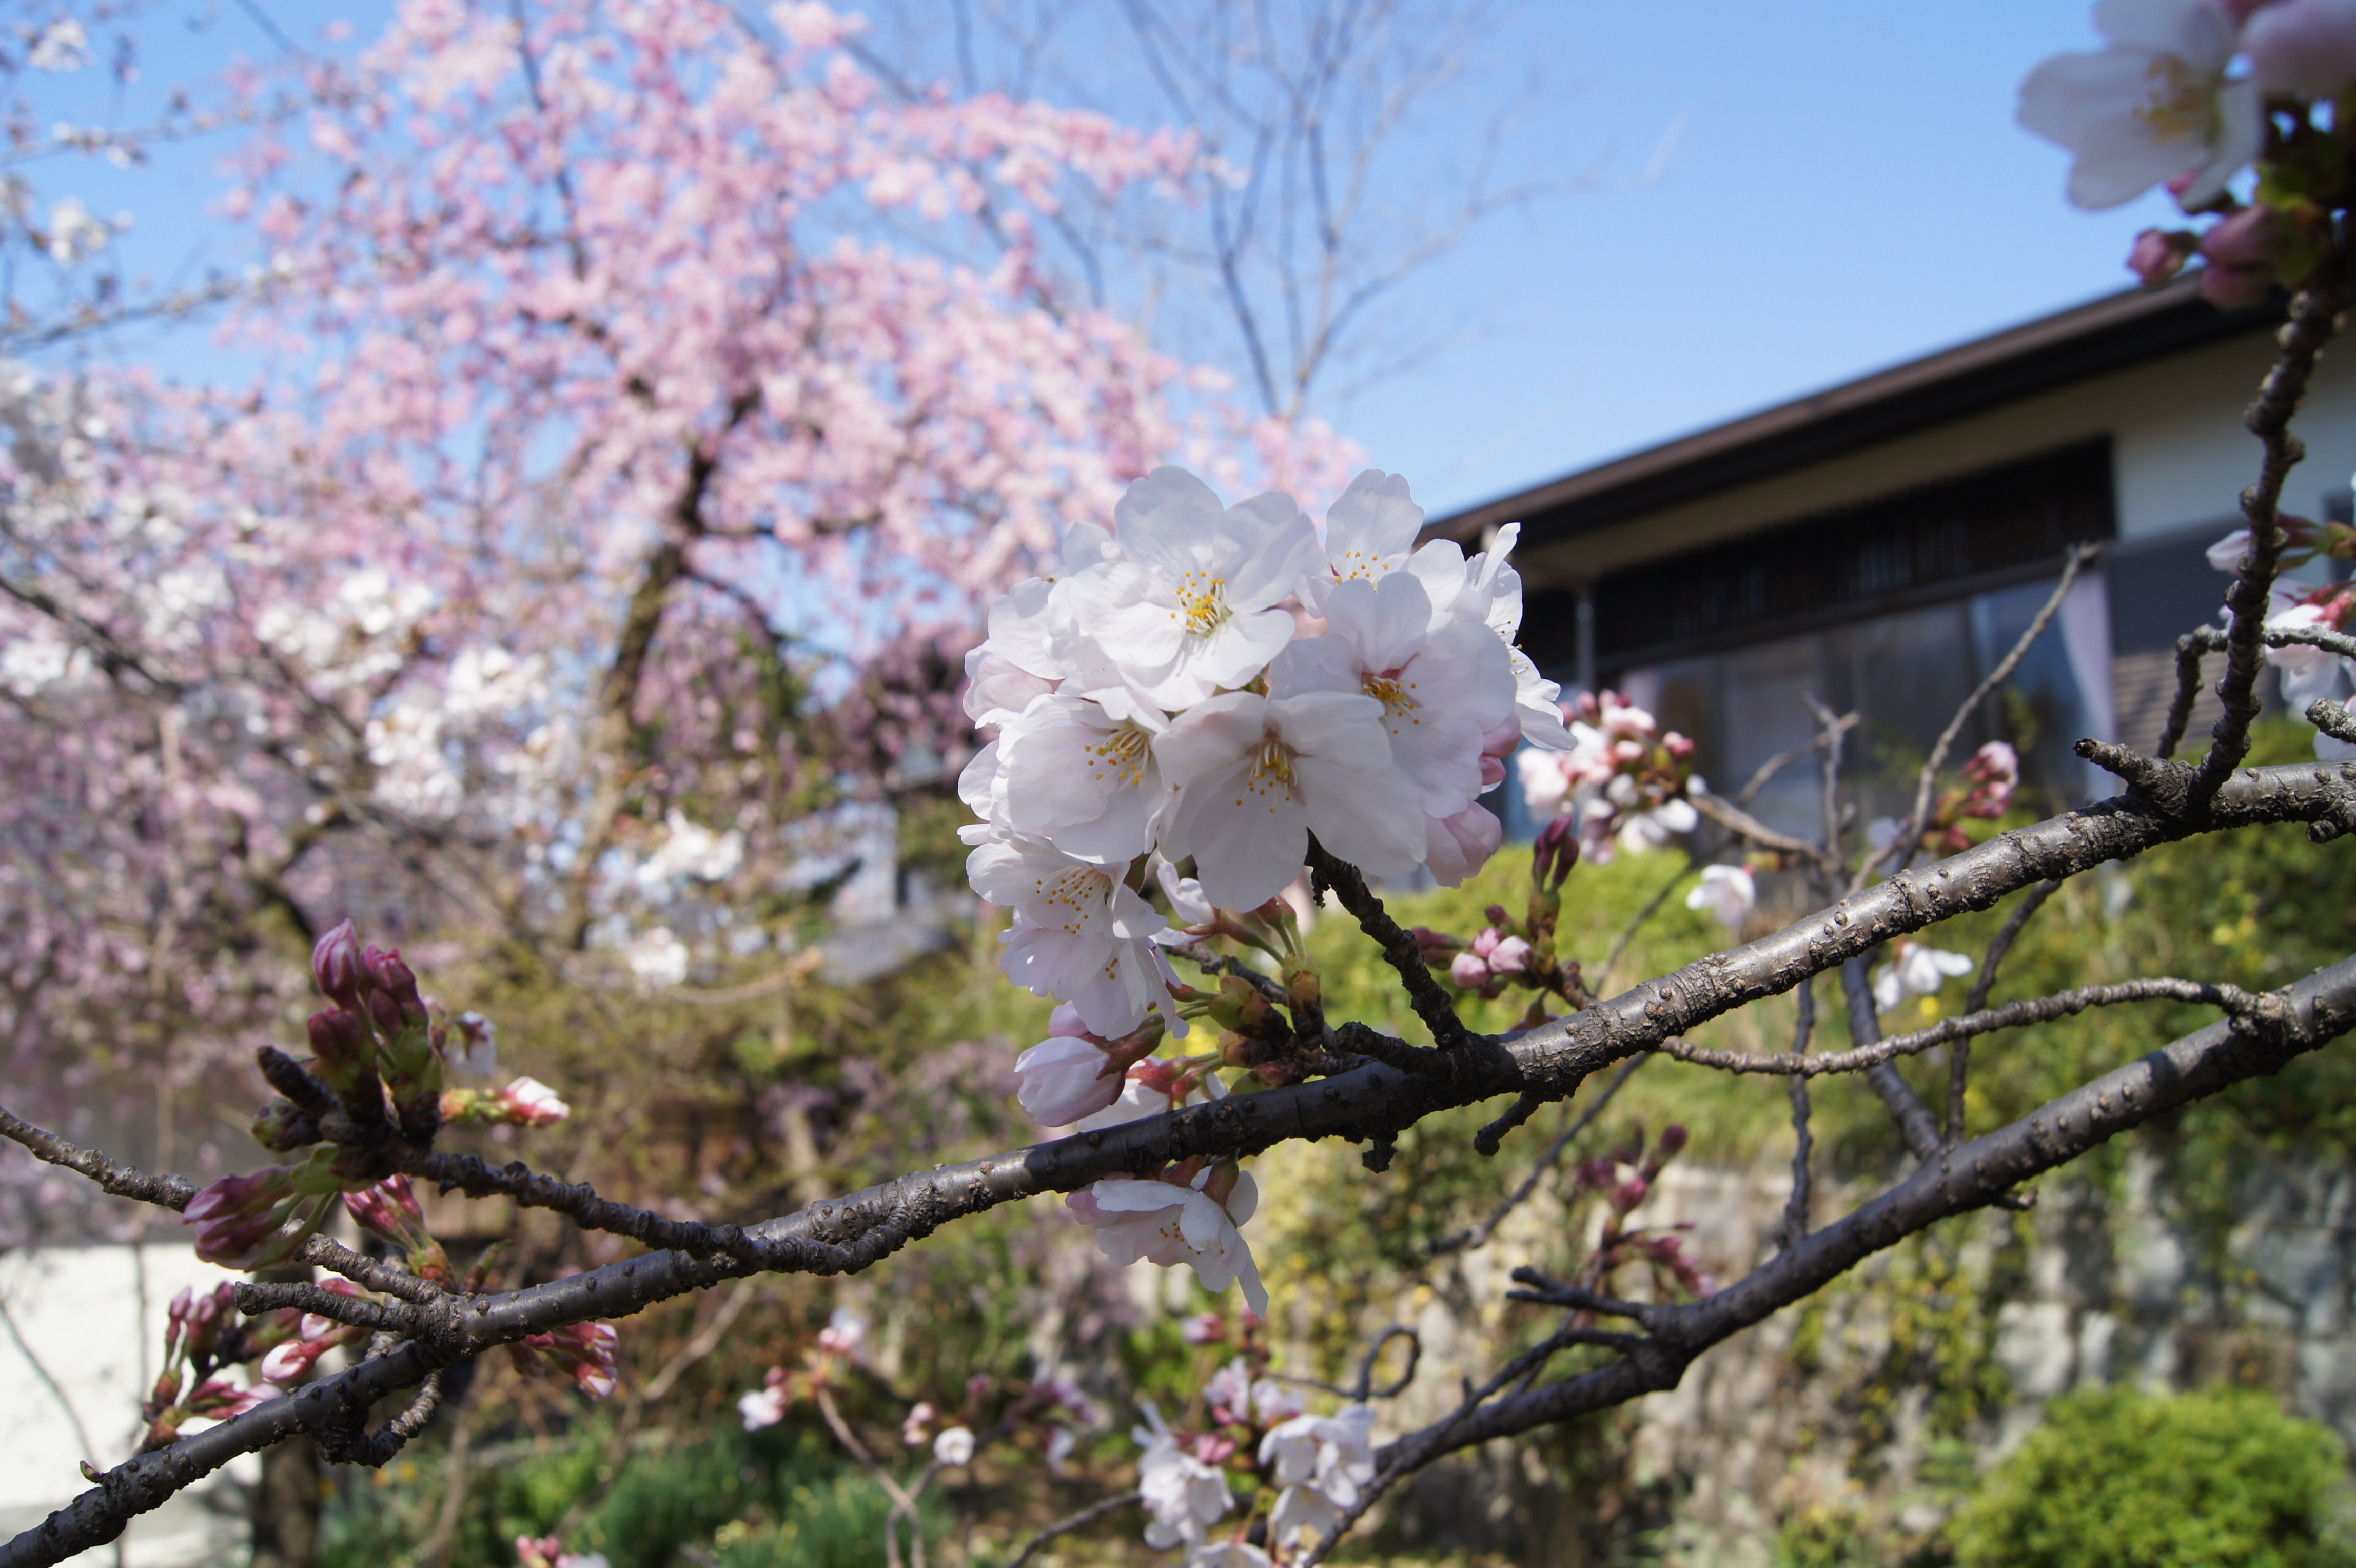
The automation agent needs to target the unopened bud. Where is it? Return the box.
[310,919,365,1007]
[1658,1123,1689,1158]
[1532,813,1580,890]
[1410,926,1463,962]
[250,1097,322,1152]
[305,1008,366,1072]
[1483,904,1510,929]
[2127,226,2198,287]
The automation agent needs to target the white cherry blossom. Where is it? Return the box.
[1074,1061,1227,1133]
[1013,1031,1125,1126]
[1306,467,1426,610]
[993,690,1170,863]
[932,1426,976,1466]
[1686,864,1757,931]
[1271,573,1513,817]
[1873,940,1976,1012]
[1155,690,1425,910]
[1070,1167,1267,1314]
[966,834,1181,1036]
[963,576,1066,727]
[2018,0,2261,210]
[1133,1402,1234,1551]
[1062,466,1320,708]
[1424,802,1503,888]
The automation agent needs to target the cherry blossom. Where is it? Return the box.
[1063,466,1322,708]
[1686,864,1758,932]
[1069,1165,1267,1315]
[2241,0,2356,95]
[1155,690,1426,910]
[1270,572,1513,817]
[2018,0,2262,210]
[1260,1404,1377,1550]
[1873,940,1977,1012]
[1012,1008,1159,1126]
[1133,1401,1236,1552]
[993,691,1171,863]
[932,1426,977,1466]
[966,834,1184,1036]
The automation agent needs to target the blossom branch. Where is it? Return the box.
[1372,952,2356,1484]
[1666,976,2265,1077]
[2192,271,2356,802]
[13,765,2356,1566]
[1842,956,1943,1161]
[1307,839,1473,1050]
[1781,976,1818,1249]
[1005,1492,1144,1568]
[1866,543,2095,888]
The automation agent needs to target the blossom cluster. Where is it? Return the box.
[961,464,1567,1035]
[737,1308,1098,1476]
[2021,0,2356,303]
[135,1283,283,1451]
[2208,519,2356,756]
[966,465,1570,1310]
[1867,741,2023,860]
[1132,1355,1376,1564]
[1515,689,1702,864]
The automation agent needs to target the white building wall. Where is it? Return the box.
[1518,320,2356,588]
[0,1245,258,1566]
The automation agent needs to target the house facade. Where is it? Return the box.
[1431,276,2356,842]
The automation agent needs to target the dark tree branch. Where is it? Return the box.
[1373,952,2356,1476]
[1781,976,1816,1250]
[1307,838,1472,1051]
[1953,878,2063,1141]
[1843,956,1943,1161]
[1668,977,2265,1077]
[2191,271,2356,802]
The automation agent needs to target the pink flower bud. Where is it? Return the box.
[261,1338,329,1385]
[1658,1124,1689,1158]
[902,1400,937,1446]
[311,920,365,1007]
[2200,206,2285,308]
[2127,228,2200,287]
[1013,1035,1125,1126]
[306,1007,368,1071]
[1532,813,1580,890]
[1449,952,1489,989]
[493,1076,569,1127]
[1487,936,1532,975]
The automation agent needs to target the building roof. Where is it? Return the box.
[1425,274,2284,551]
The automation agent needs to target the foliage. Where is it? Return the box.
[1946,1384,2353,1568]
[321,1422,936,1568]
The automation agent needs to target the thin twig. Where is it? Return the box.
[0,1296,103,1478]
[1306,840,1470,1049]
[1596,855,1697,993]
[1952,879,2063,1142]
[1005,1491,1142,1568]
[1667,977,2265,1077]
[1842,956,1943,1160]
[1430,1055,1649,1257]
[1866,544,2095,890]
[2192,272,2356,803]
[1780,977,1815,1251]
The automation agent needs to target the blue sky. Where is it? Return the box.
[33,1,2178,520]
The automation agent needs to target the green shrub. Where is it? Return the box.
[1946,1385,2352,1568]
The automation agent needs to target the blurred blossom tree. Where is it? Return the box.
[0,0,1356,1244]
